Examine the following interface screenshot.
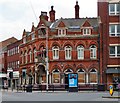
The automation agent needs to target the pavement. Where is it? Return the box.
[1,89,120,102]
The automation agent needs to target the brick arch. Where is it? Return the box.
[32,43,37,49]
[20,48,24,55]
[38,42,46,50]
[63,64,74,72]
[88,41,98,48]
[28,45,33,51]
[24,49,28,54]
[27,46,32,53]
[63,41,74,49]
[88,63,99,72]
[50,65,61,73]
[75,41,86,48]
[76,64,87,72]
[50,41,61,49]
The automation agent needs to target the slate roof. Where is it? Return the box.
[50,17,99,30]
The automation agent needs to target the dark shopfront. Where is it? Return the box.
[106,68,120,90]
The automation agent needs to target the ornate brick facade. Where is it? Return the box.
[19,2,101,87]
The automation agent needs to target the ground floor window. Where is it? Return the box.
[89,69,97,84]
[52,69,60,83]
[77,69,85,84]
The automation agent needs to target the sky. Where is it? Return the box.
[0,0,97,42]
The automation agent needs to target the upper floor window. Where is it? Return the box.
[83,28,91,35]
[109,45,120,57]
[38,28,46,38]
[29,50,32,63]
[65,46,72,60]
[25,51,27,64]
[52,46,59,60]
[90,45,97,59]
[58,29,66,36]
[31,33,35,40]
[77,45,84,60]
[23,37,26,44]
[109,4,120,15]
[109,24,120,36]
[7,50,9,56]
[33,48,37,62]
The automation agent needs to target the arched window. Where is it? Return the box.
[29,50,32,63]
[52,46,59,59]
[20,51,24,64]
[52,69,60,83]
[65,46,72,60]
[89,69,98,84]
[90,45,97,59]
[77,45,84,59]
[25,51,27,64]
[31,33,35,40]
[64,68,73,74]
[33,48,37,62]
[23,37,26,44]
[77,69,85,84]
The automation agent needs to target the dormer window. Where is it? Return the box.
[58,28,66,36]
[83,28,91,35]
[38,28,46,38]
[23,37,26,44]
[31,33,35,40]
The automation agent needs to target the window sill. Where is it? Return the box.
[109,56,120,58]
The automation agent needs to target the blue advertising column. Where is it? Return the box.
[68,73,78,92]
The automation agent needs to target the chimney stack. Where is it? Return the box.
[49,6,55,22]
[75,1,80,19]
[39,11,48,21]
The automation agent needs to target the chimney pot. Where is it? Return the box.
[49,6,55,22]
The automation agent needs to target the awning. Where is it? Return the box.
[106,68,120,74]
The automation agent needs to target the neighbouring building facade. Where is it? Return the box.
[0,37,18,88]
[98,0,120,89]
[19,1,102,89]
[7,40,21,89]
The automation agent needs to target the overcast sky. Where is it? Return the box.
[0,0,97,42]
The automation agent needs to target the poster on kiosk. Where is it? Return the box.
[68,73,78,92]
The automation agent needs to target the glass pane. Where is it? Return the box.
[78,74,85,83]
[117,46,120,55]
[78,69,84,72]
[117,25,120,33]
[84,29,86,34]
[53,74,59,78]
[110,4,115,12]
[110,46,115,55]
[110,25,115,33]
[117,4,120,13]
[90,74,97,83]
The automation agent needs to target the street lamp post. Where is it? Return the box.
[35,57,38,84]
[45,27,49,91]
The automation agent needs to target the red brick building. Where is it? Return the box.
[0,37,17,87]
[7,40,21,88]
[98,0,120,89]
[19,1,101,89]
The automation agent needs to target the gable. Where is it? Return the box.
[82,20,91,27]
[58,21,66,27]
